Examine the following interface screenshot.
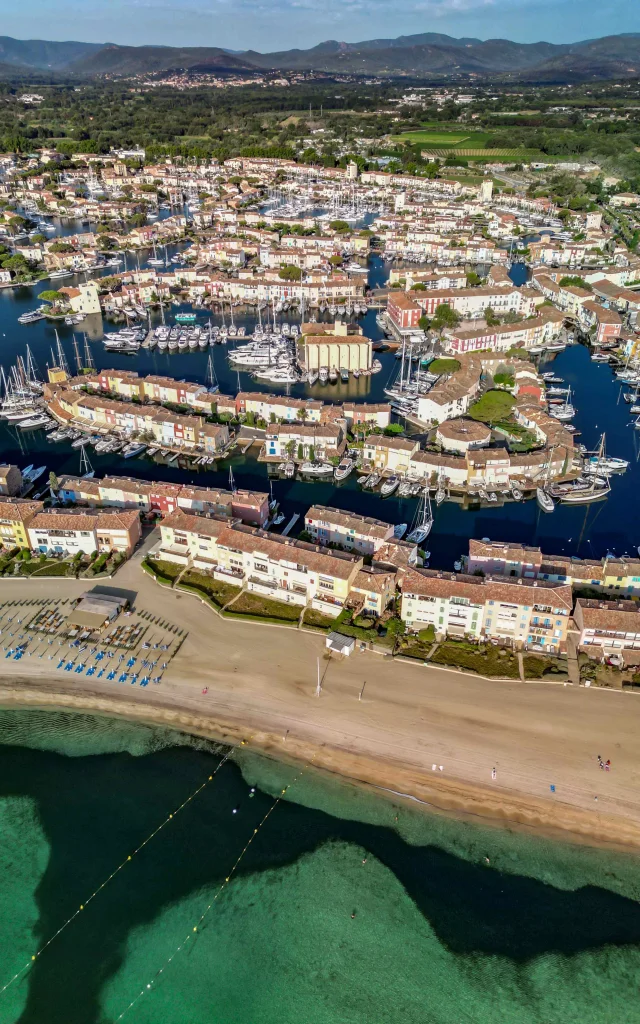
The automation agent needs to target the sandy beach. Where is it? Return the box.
[1,549,640,851]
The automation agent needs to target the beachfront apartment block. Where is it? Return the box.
[27,508,141,557]
[464,540,640,597]
[347,567,398,617]
[0,498,44,550]
[157,511,363,617]
[573,599,640,652]
[401,568,572,653]
[304,506,395,556]
[263,422,346,462]
[362,435,420,474]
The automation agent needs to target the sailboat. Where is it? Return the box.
[79,446,94,479]
[206,353,219,393]
[536,445,556,512]
[407,485,433,544]
[229,466,236,494]
[434,473,447,506]
[147,242,164,267]
[548,436,611,504]
[268,477,277,512]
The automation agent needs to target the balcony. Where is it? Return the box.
[155,546,189,566]
[311,594,343,617]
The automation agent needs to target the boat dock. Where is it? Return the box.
[281,513,300,537]
[141,330,155,349]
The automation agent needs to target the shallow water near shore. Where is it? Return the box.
[0,708,639,1024]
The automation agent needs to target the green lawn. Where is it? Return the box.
[178,570,241,609]
[224,591,301,623]
[142,558,183,585]
[19,559,71,577]
[522,654,568,680]
[302,608,336,631]
[430,641,520,678]
[32,562,75,577]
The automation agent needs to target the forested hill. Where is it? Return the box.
[1,32,640,82]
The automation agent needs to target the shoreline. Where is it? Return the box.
[2,677,640,854]
[1,566,640,856]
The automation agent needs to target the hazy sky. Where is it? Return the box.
[3,0,639,52]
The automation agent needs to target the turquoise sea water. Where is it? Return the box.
[0,709,639,1024]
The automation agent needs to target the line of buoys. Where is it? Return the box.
[115,757,315,1022]
[0,744,243,997]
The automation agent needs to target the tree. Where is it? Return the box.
[431,303,460,329]
[38,290,65,305]
[466,272,482,287]
[298,529,312,543]
[308,445,315,462]
[328,254,342,266]
[278,264,302,281]
[49,471,59,493]
[296,408,307,421]
[384,423,405,436]
[468,390,516,424]
[297,443,304,461]
[329,220,350,233]
[558,275,592,291]
[418,315,431,332]
[386,616,407,650]
[49,241,75,254]
[484,305,500,326]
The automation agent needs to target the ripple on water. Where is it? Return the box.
[0,711,639,1024]
[0,709,224,759]
[0,796,50,1024]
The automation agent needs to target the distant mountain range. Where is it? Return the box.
[2,32,640,82]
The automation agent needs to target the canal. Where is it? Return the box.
[1,255,638,570]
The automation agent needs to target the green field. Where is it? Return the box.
[391,130,475,146]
